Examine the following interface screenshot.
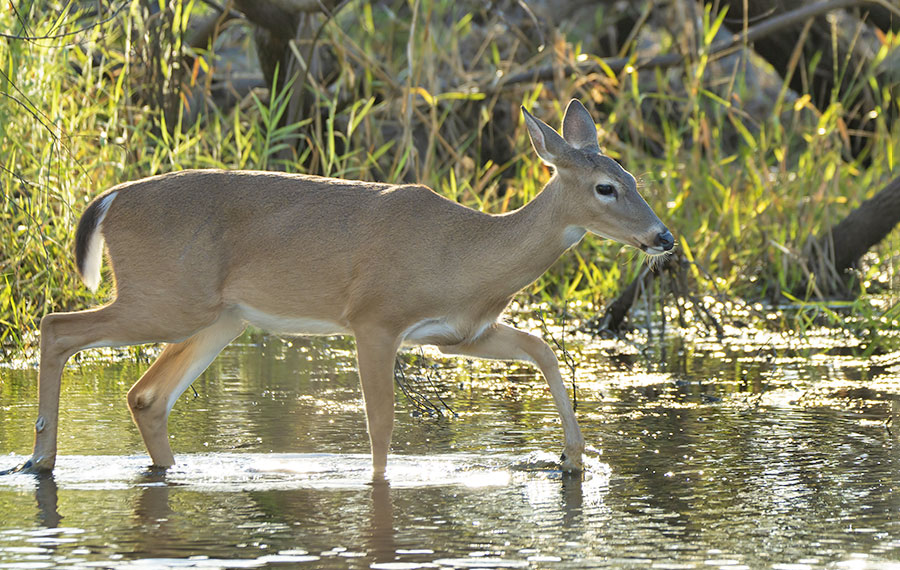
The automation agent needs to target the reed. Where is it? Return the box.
[1,1,897,354]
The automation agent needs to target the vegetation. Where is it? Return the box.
[1,0,898,354]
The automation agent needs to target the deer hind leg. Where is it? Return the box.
[439,323,585,472]
[28,302,211,472]
[353,329,401,480]
[127,311,245,468]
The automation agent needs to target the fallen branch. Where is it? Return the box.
[809,175,900,295]
[586,251,724,337]
[593,265,653,333]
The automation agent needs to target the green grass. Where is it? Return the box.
[1,1,898,354]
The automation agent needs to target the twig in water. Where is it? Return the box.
[536,302,579,412]
[394,349,456,418]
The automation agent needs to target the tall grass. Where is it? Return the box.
[1,0,898,354]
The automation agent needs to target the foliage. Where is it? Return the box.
[1,0,898,354]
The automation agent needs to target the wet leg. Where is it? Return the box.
[354,330,401,480]
[439,323,584,471]
[29,302,198,471]
[127,311,245,467]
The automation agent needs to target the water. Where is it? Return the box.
[2,327,900,569]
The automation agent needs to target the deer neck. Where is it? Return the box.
[489,179,584,296]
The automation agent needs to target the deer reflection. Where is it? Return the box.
[132,469,174,528]
[560,473,584,526]
[128,469,401,566]
[366,480,396,564]
[34,473,61,528]
[20,461,593,567]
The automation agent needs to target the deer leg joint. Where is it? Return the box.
[128,390,156,411]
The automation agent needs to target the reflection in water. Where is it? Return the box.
[559,474,583,527]
[0,452,605,568]
[366,481,395,565]
[129,469,403,568]
[35,474,61,529]
[131,470,175,558]
[2,330,900,568]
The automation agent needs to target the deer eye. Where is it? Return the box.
[595,183,616,197]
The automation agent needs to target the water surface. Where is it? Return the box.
[2,328,900,569]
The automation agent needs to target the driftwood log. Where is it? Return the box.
[810,175,900,295]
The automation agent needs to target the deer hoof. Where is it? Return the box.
[560,451,584,472]
[0,458,45,475]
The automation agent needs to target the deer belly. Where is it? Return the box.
[236,304,350,336]
[402,318,494,346]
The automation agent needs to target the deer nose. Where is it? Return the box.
[656,230,675,251]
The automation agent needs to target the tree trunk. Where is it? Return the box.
[231,0,299,92]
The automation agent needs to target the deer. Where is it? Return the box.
[10,99,673,479]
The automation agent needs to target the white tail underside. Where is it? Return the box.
[81,191,117,292]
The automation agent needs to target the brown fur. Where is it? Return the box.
[24,100,671,479]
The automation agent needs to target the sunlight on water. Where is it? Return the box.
[0,449,614,495]
[3,324,900,569]
[48,553,324,568]
[0,450,615,570]
[0,452,569,491]
[430,559,530,568]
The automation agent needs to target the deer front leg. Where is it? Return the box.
[354,330,401,480]
[439,323,584,472]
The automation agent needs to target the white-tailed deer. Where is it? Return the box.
[15,99,673,478]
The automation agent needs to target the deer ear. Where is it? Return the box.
[561,99,600,153]
[522,106,570,166]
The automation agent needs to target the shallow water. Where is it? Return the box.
[2,328,900,569]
